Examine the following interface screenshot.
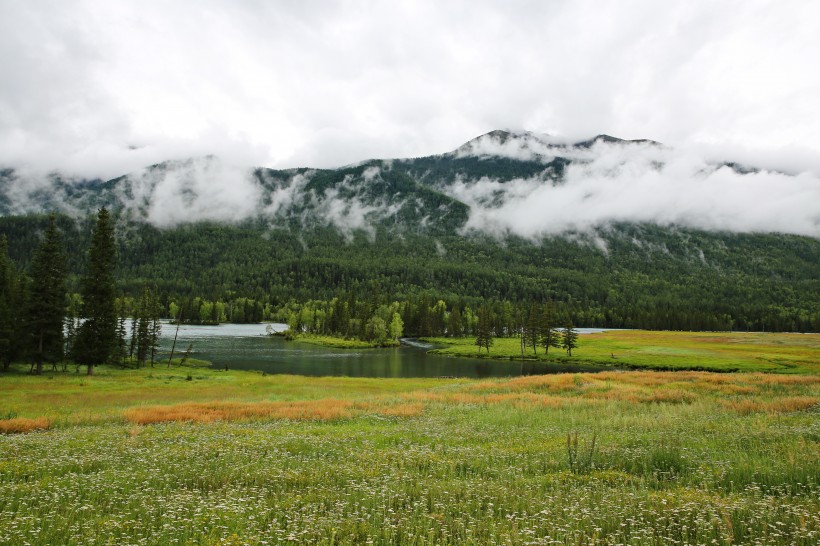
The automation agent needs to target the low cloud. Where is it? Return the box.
[2,138,818,238]
[117,157,261,228]
[446,139,820,238]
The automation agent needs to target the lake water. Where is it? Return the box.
[156,322,609,378]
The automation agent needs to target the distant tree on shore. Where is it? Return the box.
[562,320,578,356]
[475,306,494,354]
[540,302,563,355]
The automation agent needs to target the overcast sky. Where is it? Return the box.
[1,0,820,179]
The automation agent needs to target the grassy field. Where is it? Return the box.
[424,330,820,374]
[1,355,819,545]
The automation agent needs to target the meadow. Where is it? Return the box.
[0,331,819,545]
[425,330,820,374]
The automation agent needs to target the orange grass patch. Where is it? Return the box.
[722,396,819,416]
[505,373,582,392]
[757,375,820,387]
[639,389,697,404]
[0,417,51,434]
[124,399,355,425]
[402,390,568,409]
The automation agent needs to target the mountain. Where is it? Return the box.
[0,131,818,331]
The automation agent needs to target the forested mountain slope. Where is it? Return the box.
[1,131,818,331]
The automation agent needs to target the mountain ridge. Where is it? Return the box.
[0,130,817,239]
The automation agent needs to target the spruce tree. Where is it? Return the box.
[525,303,540,355]
[475,306,494,354]
[74,208,118,375]
[540,302,563,355]
[0,235,24,371]
[148,287,162,366]
[25,216,67,375]
[562,320,579,357]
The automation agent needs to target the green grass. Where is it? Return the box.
[1,364,819,544]
[291,333,399,349]
[424,330,820,374]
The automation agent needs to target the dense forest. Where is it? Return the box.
[1,132,818,336]
[0,212,817,333]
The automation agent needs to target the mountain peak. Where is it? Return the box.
[574,134,661,148]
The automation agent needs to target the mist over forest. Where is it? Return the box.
[1,131,818,333]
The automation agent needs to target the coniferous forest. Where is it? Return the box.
[0,210,817,344]
[0,134,818,359]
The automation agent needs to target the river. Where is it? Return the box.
[156,322,609,378]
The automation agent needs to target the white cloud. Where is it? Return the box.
[118,157,261,227]
[0,0,818,179]
[446,140,820,238]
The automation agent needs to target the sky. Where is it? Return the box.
[2,0,820,180]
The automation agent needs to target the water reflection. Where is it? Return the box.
[157,322,608,378]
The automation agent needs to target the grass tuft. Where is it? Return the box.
[0,416,50,434]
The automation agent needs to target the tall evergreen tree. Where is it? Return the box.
[524,303,541,355]
[25,216,67,375]
[148,287,162,366]
[540,302,563,355]
[475,306,494,354]
[562,320,579,357]
[0,235,24,371]
[73,208,118,375]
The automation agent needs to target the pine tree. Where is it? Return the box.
[562,320,579,357]
[525,303,540,355]
[540,302,563,355]
[25,216,67,375]
[73,208,118,375]
[0,235,23,371]
[148,287,162,366]
[475,306,494,354]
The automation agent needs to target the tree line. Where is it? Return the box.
[2,214,816,333]
[0,209,164,375]
[272,292,579,355]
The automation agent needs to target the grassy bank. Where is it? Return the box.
[424,330,820,374]
[1,363,819,545]
[291,333,399,349]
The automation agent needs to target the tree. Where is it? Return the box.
[73,208,118,375]
[447,306,463,337]
[562,320,579,356]
[25,216,67,375]
[389,312,404,341]
[148,288,162,366]
[475,306,494,354]
[133,285,161,367]
[524,303,541,355]
[0,235,23,371]
[540,302,563,355]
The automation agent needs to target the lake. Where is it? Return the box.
[156,322,609,378]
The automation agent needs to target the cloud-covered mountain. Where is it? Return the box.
[2,131,819,238]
